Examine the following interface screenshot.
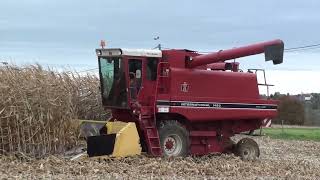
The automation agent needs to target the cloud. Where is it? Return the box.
[261,70,320,95]
[0,0,320,94]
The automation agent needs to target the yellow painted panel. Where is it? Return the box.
[99,122,142,157]
[111,122,142,157]
[106,121,128,134]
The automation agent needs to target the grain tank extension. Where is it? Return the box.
[87,39,284,160]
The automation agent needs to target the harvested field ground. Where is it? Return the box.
[1,135,320,180]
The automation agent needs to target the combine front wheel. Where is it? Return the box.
[158,121,189,157]
[236,138,260,161]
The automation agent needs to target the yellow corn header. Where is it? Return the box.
[86,121,142,157]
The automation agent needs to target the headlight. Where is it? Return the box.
[96,50,102,56]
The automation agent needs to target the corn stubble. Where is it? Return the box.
[0,65,107,157]
[0,136,320,179]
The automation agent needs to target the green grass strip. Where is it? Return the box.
[262,127,320,141]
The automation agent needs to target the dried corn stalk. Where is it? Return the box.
[0,65,108,157]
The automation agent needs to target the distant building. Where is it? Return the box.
[292,93,312,102]
[304,95,312,101]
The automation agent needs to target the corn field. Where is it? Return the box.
[0,65,107,157]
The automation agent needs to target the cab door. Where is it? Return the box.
[127,57,159,107]
[139,57,159,106]
[128,58,143,103]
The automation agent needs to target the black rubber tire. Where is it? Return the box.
[158,120,189,157]
[236,138,260,161]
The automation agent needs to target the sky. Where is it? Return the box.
[0,0,320,94]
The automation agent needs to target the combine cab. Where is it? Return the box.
[87,39,284,160]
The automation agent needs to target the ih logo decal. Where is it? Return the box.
[181,82,189,92]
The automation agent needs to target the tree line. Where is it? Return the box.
[270,93,320,125]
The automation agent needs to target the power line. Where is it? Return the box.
[285,46,320,53]
[77,42,320,72]
[284,43,320,51]
[195,44,320,54]
[78,67,99,73]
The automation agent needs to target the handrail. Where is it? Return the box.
[248,68,273,97]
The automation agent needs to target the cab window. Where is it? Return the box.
[146,57,158,81]
[128,59,142,99]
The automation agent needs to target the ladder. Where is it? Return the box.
[139,62,171,156]
[139,109,162,156]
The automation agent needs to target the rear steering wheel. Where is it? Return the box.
[236,138,260,161]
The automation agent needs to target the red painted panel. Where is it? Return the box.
[169,107,277,122]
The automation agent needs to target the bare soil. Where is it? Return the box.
[1,135,320,180]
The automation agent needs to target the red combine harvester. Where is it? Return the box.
[87,39,284,160]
